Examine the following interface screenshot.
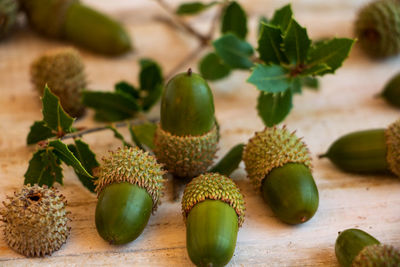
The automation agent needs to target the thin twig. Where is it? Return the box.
[206,3,224,40]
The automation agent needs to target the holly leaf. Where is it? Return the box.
[139,59,163,111]
[176,1,217,15]
[199,52,231,80]
[257,23,286,65]
[115,81,140,99]
[290,77,302,94]
[257,90,293,127]
[283,19,310,65]
[106,126,132,147]
[68,139,99,193]
[258,16,269,35]
[130,122,157,150]
[209,144,244,176]
[221,1,248,39]
[24,149,63,187]
[306,38,355,75]
[302,76,319,89]
[247,64,290,93]
[27,121,56,145]
[213,33,254,69]
[42,85,74,135]
[300,63,331,76]
[270,4,293,32]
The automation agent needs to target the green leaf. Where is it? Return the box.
[290,77,302,94]
[258,16,269,35]
[139,59,163,111]
[27,121,56,145]
[257,23,286,65]
[130,122,157,150]
[49,140,92,177]
[307,38,355,75]
[283,19,310,64]
[247,64,290,93]
[270,4,293,32]
[302,76,319,89]
[221,1,247,39]
[300,63,331,76]
[115,81,140,99]
[176,1,217,15]
[209,144,244,176]
[106,126,132,147]
[24,149,63,187]
[142,85,163,111]
[42,85,74,134]
[257,90,293,127]
[213,33,254,69]
[68,139,99,193]
[199,52,231,80]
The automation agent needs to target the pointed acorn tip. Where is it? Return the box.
[318,153,328,159]
[187,68,192,76]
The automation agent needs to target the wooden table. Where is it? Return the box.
[1,0,400,266]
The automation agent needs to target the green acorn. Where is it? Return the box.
[30,47,86,118]
[182,173,245,267]
[20,0,131,56]
[335,228,400,267]
[380,72,400,108]
[94,147,165,245]
[355,0,400,58]
[153,69,219,178]
[0,184,70,257]
[320,119,400,176]
[242,126,319,224]
[0,0,18,40]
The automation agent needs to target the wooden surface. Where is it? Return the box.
[1,0,400,266]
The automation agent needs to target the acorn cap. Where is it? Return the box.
[353,244,400,266]
[355,0,400,58]
[242,126,312,190]
[0,0,19,40]
[95,147,165,212]
[181,173,245,227]
[30,47,86,118]
[385,119,400,177]
[153,124,218,178]
[0,184,70,257]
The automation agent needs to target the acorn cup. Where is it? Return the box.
[380,72,400,108]
[242,126,319,225]
[94,147,165,245]
[181,173,245,267]
[20,0,131,56]
[0,0,18,40]
[335,229,400,267]
[320,119,400,176]
[153,69,219,179]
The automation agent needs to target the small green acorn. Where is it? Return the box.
[20,0,131,55]
[242,126,319,224]
[320,119,400,176]
[380,72,400,108]
[153,69,219,178]
[0,0,18,40]
[355,0,400,58]
[182,173,245,267]
[335,228,400,267]
[94,147,165,245]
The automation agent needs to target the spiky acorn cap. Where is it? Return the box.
[385,119,400,177]
[153,124,218,178]
[95,147,165,212]
[242,126,312,190]
[355,0,400,58]
[353,244,400,266]
[0,0,18,40]
[30,47,86,118]
[182,173,245,227]
[0,184,70,257]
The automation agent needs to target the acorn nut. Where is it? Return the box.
[95,147,165,245]
[154,69,219,178]
[380,72,400,108]
[320,119,400,176]
[335,228,400,267]
[242,126,319,224]
[0,0,18,40]
[182,173,245,267]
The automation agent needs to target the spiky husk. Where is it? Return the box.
[153,124,218,178]
[30,47,86,118]
[0,184,70,257]
[242,126,312,190]
[355,0,400,58]
[0,0,18,39]
[181,173,245,227]
[385,119,400,177]
[353,244,400,266]
[95,147,165,212]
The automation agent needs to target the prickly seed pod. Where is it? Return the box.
[30,48,86,118]
[335,229,400,267]
[0,0,18,40]
[355,0,400,58]
[242,126,319,224]
[153,69,219,178]
[95,147,165,245]
[0,184,70,257]
[182,173,245,267]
